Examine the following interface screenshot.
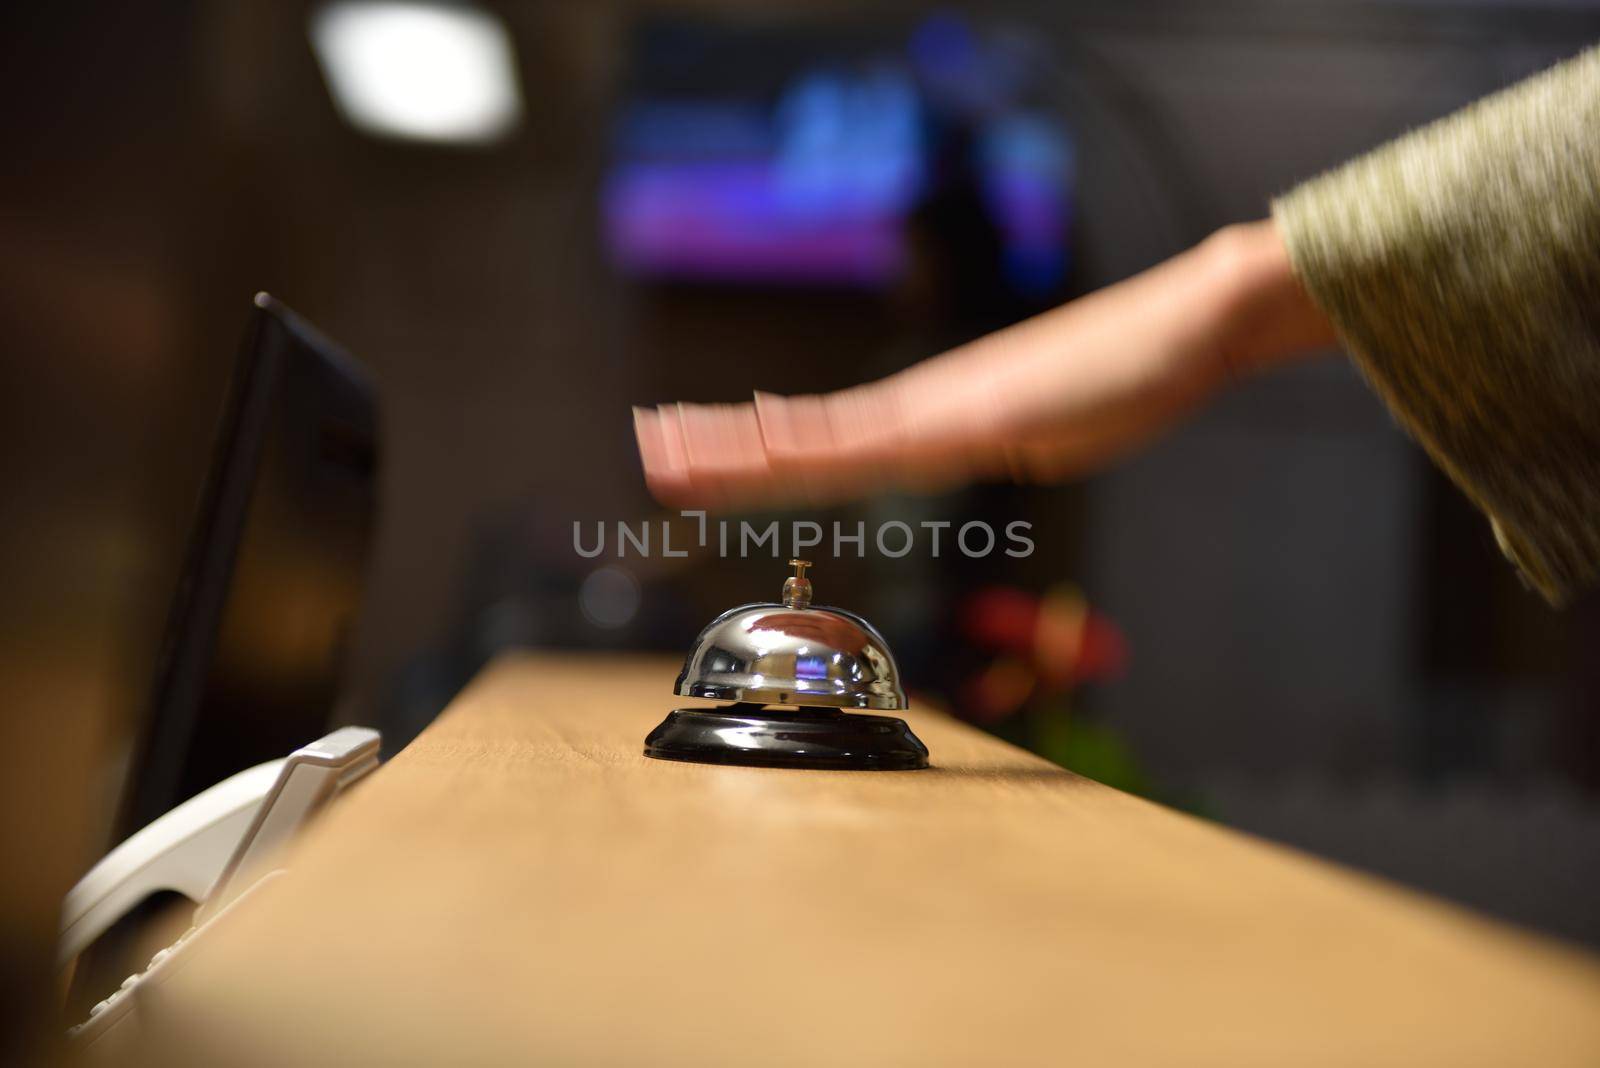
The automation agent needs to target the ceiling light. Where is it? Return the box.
[310,1,523,145]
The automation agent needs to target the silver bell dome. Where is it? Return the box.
[673,560,907,711]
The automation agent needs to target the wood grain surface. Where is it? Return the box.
[138,653,1600,1065]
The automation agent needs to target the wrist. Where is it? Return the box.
[1198,219,1338,375]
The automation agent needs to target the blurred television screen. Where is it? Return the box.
[602,15,1073,297]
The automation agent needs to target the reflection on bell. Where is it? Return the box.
[644,560,930,770]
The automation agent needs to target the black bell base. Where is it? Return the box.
[644,706,929,771]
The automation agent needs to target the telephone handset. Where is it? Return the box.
[61,726,381,1049]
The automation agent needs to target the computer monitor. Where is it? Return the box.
[117,294,379,837]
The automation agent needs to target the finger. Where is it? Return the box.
[759,382,962,504]
[755,386,911,505]
[633,405,692,505]
[753,390,839,504]
[675,401,775,507]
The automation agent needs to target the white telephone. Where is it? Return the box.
[61,726,381,1049]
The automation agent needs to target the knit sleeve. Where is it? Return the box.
[1271,45,1600,605]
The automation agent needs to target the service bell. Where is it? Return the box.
[644,560,929,770]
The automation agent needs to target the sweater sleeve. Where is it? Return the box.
[1271,45,1600,605]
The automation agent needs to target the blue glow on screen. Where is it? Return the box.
[603,15,1074,294]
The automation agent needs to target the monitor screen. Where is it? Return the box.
[117,294,379,836]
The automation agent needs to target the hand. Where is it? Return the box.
[633,219,1336,509]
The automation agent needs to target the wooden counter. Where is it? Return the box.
[140,653,1600,1065]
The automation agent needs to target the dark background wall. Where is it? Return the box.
[3,2,1598,1043]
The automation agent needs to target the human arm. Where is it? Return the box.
[633,218,1335,509]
